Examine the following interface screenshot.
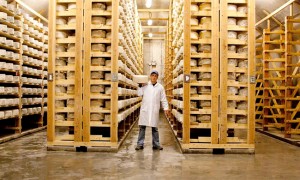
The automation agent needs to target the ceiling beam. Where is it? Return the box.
[142,26,167,28]
[262,10,283,26]
[142,32,166,34]
[140,18,168,21]
[15,0,48,23]
[138,9,169,12]
[255,0,295,26]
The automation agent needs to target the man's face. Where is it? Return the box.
[150,73,158,84]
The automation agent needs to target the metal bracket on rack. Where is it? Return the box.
[48,73,53,81]
[250,76,256,84]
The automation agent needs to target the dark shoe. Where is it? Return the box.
[135,146,144,150]
[153,146,163,150]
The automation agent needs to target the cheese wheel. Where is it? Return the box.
[106,5,112,11]
[237,102,248,110]
[227,86,238,95]
[237,46,248,54]
[228,45,236,52]
[228,72,236,80]
[55,72,65,80]
[106,18,112,25]
[67,3,76,10]
[67,85,74,93]
[198,44,211,52]
[56,18,67,25]
[190,73,197,81]
[238,74,248,83]
[199,3,211,11]
[198,58,211,65]
[228,4,237,11]
[67,99,74,107]
[237,19,247,27]
[238,60,248,68]
[91,113,104,121]
[55,86,66,94]
[92,17,106,24]
[56,45,66,52]
[191,4,199,12]
[190,101,197,109]
[68,17,76,24]
[228,31,237,39]
[228,115,236,122]
[228,59,237,66]
[106,32,111,38]
[105,60,111,66]
[238,6,248,13]
[91,57,105,66]
[190,59,197,67]
[91,71,104,79]
[55,100,65,108]
[191,31,199,39]
[191,45,197,53]
[68,57,75,64]
[190,87,197,94]
[105,101,111,108]
[91,44,106,52]
[106,46,111,52]
[91,85,105,93]
[104,114,110,121]
[92,2,106,10]
[200,100,211,107]
[228,101,237,108]
[105,73,111,81]
[198,114,211,122]
[228,18,237,25]
[91,99,104,107]
[68,113,74,120]
[91,30,106,38]
[67,71,75,79]
[200,72,211,79]
[67,44,75,52]
[239,88,248,96]
[236,115,247,124]
[57,4,67,12]
[55,114,65,121]
[191,18,199,26]
[56,31,68,39]
[238,32,248,41]
[199,30,211,39]
[200,17,211,25]
[105,86,111,94]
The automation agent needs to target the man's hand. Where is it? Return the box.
[164,110,171,119]
[139,83,147,87]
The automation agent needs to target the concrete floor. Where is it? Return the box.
[0,116,299,180]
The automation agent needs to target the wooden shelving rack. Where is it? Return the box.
[285,16,300,138]
[255,38,263,124]
[262,28,286,130]
[166,0,255,153]
[48,0,143,151]
[0,0,48,143]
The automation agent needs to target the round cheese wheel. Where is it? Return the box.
[91,71,104,79]
[92,44,106,52]
[56,72,65,80]
[91,57,105,66]
[67,71,75,79]
[106,32,111,38]
[228,72,236,80]
[236,115,247,124]
[238,6,248,13]
[68,17,76,24]
[228,18,237,25]
[200,72,211,79]
[67,99,74,107]
[198,58,211,65]
[198,114,211,122]
[55,86,66,93]
[191,45,197,53]
[228,4,237,11]
[238,74,248,83]
[106,18,112,25]
[57,4,67,12]
[237,102,248,110]
[227,86,238,95]
[199,30,211,39]
[238,60,248,68]
[67,3,76,10]
[56,18,67,25]
[67,44,75,52]
[228,45,236,52]
[191,4,199,12]
[228,31,237,39]
[56,59,67,66]
[228,100,237,108]
[200,100,211,107]
[228,115,236,122]
[237,19,247,26]
[55,114,65,121]
[67,85,74,93]
[106,46,111,52]
[191,31,199,40]
[191,18,199,26]
[228,59,238,66]
[91,113,104,121]
[56,31,68,39]
[106,5,112,11]
[198,44,211,52]
[91,85,105,93]
[92,30,106,38]
[237,46,248,54]
[92,17,106,24]
[239,88,248,96]
[199,3,211,11]
[190,59,197,67]
[92,3,106,10]
[56,45,66,52]
[238,32,248,41]
[91,99,104,107]
[200,17,211,25]
[68,57,75,64]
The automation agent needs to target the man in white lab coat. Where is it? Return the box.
[135,70,170,151]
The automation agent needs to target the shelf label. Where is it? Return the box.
[184,74,190,83]
[48,73,53,81]
[250,76,256,84]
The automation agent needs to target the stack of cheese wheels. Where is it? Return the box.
[92,2,106,10]
[228,86,238,95]
[92,16,106,24]
[199,30,211,39]
[92,44,106,52]
[199,3,211,11]
[91,30,106,38]
[239,88,248,96]
[91,85,105,93]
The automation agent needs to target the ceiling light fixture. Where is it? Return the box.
[147,12,153,25]
[149,33,153,38]
[145,0,152,8]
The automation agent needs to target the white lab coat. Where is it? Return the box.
[137,81,169,127]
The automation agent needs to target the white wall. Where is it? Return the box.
[143,40,165,84]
